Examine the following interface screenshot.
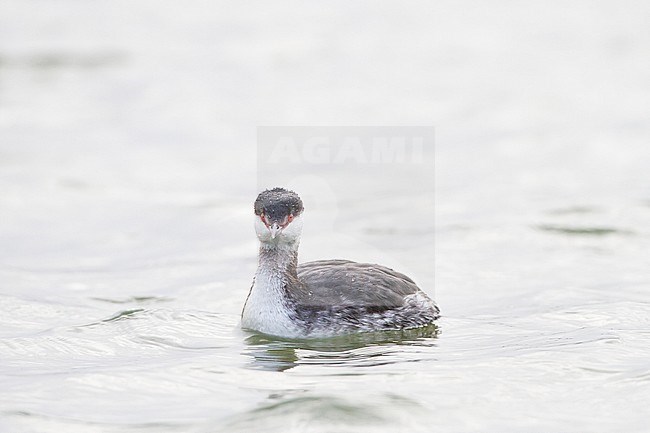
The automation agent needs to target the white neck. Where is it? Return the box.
[241,240,301,336]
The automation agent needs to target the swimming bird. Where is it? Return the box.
[242,187,439,338]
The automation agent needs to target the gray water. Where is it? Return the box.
[2,1,650,432]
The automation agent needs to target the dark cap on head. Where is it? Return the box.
[254,187,304,222]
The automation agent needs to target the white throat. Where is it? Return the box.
[241,222,303,336]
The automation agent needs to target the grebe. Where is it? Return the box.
[241,187,439,338]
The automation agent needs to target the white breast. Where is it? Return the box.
[241,269,302,337]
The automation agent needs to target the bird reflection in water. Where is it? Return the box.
[243,324,439,372]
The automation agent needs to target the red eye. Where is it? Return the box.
[287,214,294,223]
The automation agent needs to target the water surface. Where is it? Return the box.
[2,1,650,432]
